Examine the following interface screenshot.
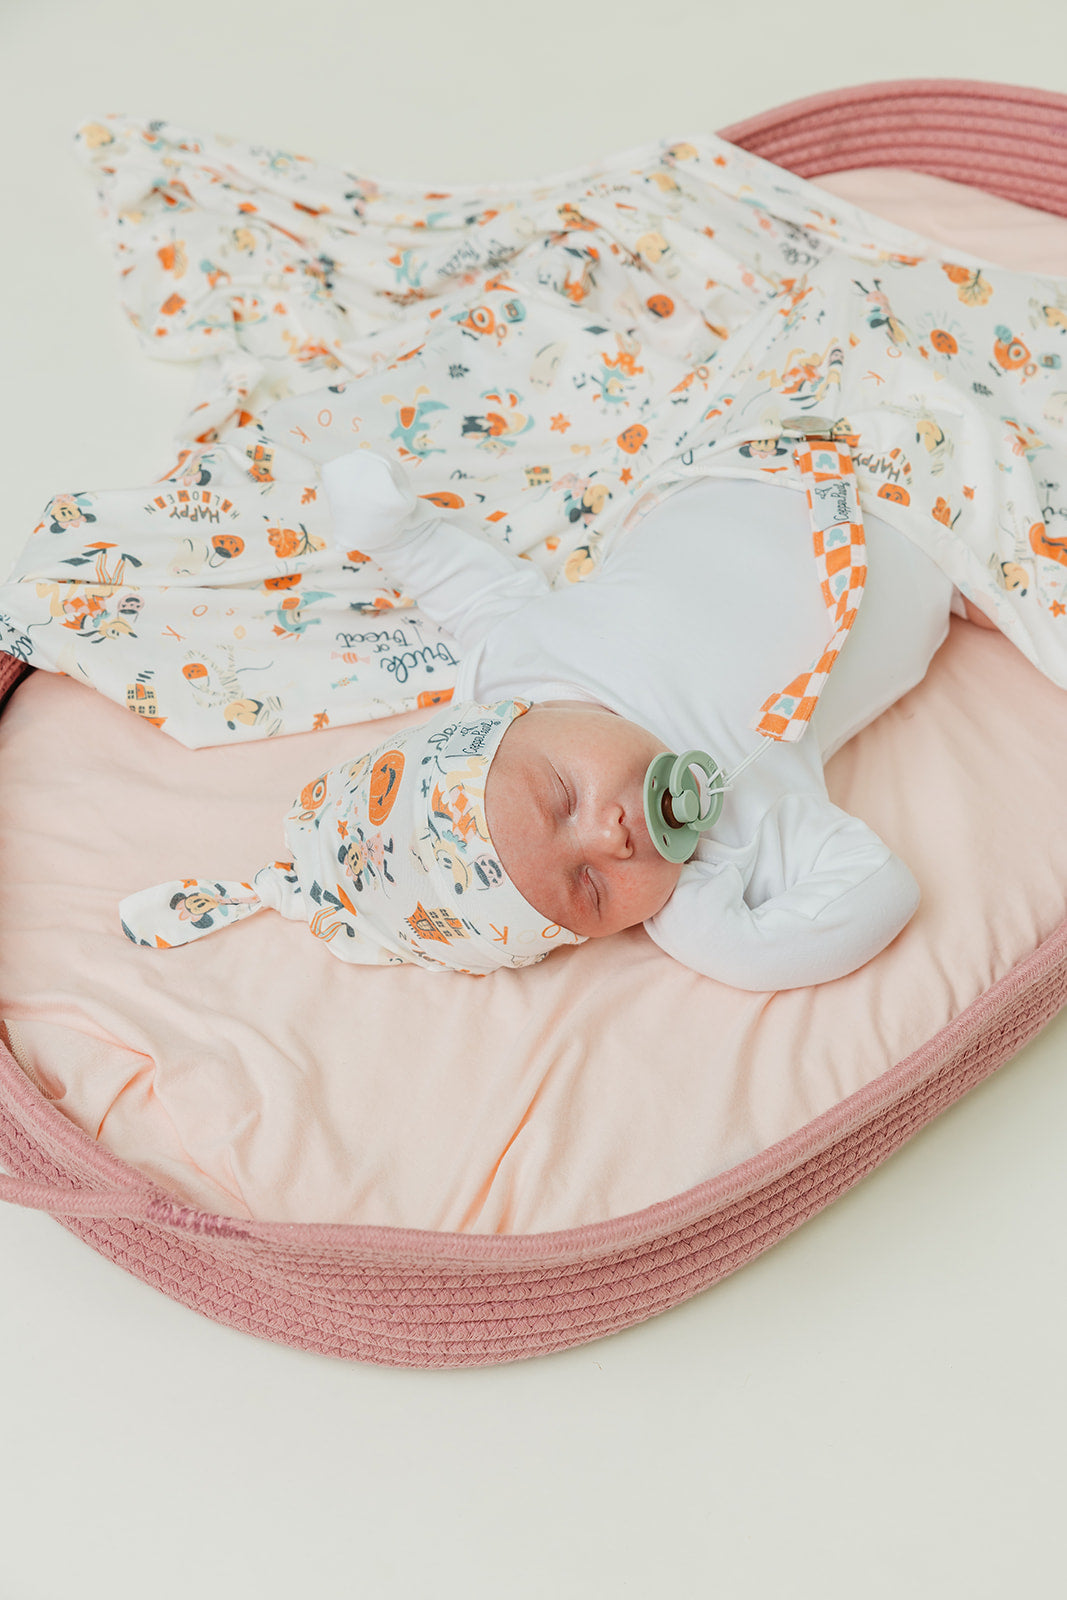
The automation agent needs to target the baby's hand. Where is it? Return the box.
[320,449,420,549]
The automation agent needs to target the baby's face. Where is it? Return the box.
[484,702,684,938]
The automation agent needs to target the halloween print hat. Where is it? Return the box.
[119,699,587,975]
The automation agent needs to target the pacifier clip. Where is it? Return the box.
[643,433,867,863]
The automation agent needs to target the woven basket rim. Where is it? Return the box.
[718,74,1067,139]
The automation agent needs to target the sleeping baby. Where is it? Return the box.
[120,447,979,989]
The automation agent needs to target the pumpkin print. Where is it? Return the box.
[212,533,244,559]
[877,483,911,505]
[616,423,648,455]
[368,750,405,824]
[646,294,675,319]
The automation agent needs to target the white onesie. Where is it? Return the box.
[327,465,957,989]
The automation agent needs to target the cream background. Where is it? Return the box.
[2,1,1067,1596]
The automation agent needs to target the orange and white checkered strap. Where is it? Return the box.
[753,437,867,744]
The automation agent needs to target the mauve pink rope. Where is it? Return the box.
[0,1172,255,1235]
[0,1175,149,1217]
[718,77,1067,218]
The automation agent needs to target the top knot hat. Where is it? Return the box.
[119,698,586,975]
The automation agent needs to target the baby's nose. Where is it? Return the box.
[591,803,632,860]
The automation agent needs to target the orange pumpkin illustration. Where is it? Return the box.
[264,572,302,590]
[212,532,244,559]
[160,293,186,317]
[877,483,911,505]
[646,294,675,319]
[420,491,465,510]
[617,423,648,455]
[368,751,405,824]
[182,662,208,681]
[929,329,958,355]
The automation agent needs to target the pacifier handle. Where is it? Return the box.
[643,748,724,865]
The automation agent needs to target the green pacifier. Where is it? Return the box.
[642,748,724,865]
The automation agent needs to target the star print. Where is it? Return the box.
[550,413,571,433]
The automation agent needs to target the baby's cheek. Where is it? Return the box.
[607,866,669,932]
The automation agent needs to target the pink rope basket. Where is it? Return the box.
[3,78,1067,1367]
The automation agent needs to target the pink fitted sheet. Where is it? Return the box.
[3,165,1066,1234]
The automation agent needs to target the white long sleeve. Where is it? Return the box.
[645,795,920,990]
[321,451,549,653]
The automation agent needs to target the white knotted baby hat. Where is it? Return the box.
[119,698,586,975]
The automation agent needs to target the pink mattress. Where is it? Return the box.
[2,78,1066,1365]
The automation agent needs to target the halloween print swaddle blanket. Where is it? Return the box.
[1,114,1065,748]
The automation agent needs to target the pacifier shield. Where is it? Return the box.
[642,749,723,864]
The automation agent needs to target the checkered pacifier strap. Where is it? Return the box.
[753,436,867,743]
